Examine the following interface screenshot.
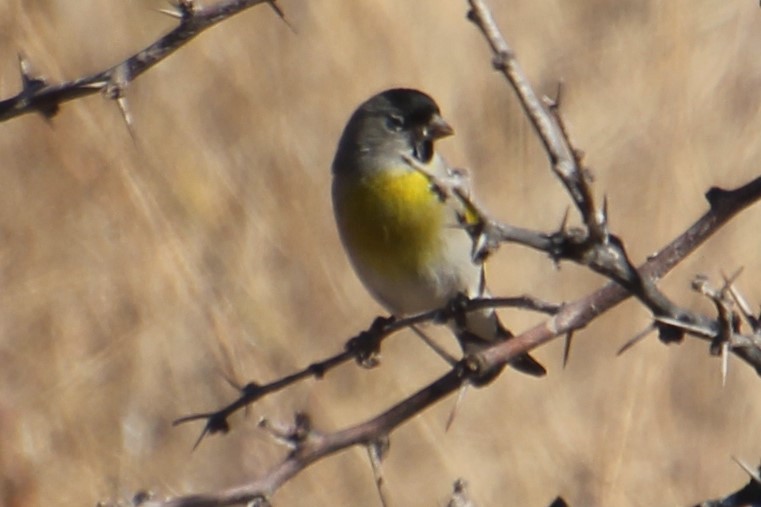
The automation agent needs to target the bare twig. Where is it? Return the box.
[0,0,279,122]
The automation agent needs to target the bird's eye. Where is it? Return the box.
[386,114,405,131]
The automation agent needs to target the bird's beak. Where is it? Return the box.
[425,113,454,140]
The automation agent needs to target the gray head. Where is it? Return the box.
[332,88,454,175]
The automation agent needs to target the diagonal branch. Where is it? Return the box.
[173,296,560,445]
[0,0,279,122]
[146,369,466,507]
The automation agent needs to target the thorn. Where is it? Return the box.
[18,52,36,88]
[267,0,297,33]
[544,79,564,110]
[83,81,109,90]
[721,340,729,387]
[732,456,761,484]
[221,371,243,391]
[618,324,655,355]
[104,63,135,140]
[192,425,210,451]
[559,206,570,232]
[17,52,47,94]
[594,195,609,239]
[562,331,573,368]
[721,267,745,289]
[727,280,758,330]
[17,52,59,118]
[653,315,710,337]
[220,374,252,418]
[155,7,183,19]
[726,279,750,311]
[411,325,458,366]
[171,410,231,450]
[445,383,469,431]
[267,0,285,19]
[116,95,137,142]
[542,80,563,110]
[550,207,571,267]
[367,437,391,507]
[156,0,196,21]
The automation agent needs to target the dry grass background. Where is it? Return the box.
[1,1,761,506]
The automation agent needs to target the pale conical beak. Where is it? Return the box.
[426,113,454,140]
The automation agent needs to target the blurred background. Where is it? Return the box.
[1,1,761,506]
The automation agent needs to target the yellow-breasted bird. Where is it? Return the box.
[331,88,545,376]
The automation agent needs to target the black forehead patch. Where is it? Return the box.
[367,88,441,124]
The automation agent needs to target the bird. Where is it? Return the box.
[331,88,545,377]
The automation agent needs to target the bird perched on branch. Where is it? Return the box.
[331,88,545,377]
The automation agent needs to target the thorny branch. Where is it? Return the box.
[0,0,755,503]
[0,0,282,122]
[466,0,761,373]
[29,0,753,505]
[173,295,560,448]
[145,164,761,507]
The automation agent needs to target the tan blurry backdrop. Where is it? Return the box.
[1,1,761,506]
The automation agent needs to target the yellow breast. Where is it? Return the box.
[335,168,445,278]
